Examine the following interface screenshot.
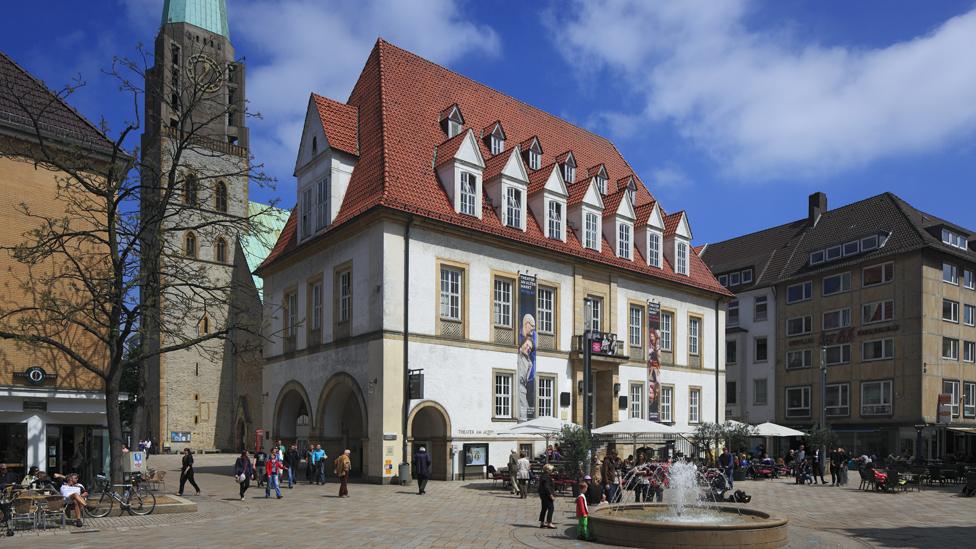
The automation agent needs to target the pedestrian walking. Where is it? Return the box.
[285,444,300,488]
[719,447,734,489]
[305,444,315,484]
[838,448,849,486]
[313,444,327,485]
[178,448,200,496]
[508,450,520,495]
[794,445,806,485]
[335,449,351,497]
[234,450,254,500]
[814,448,827,484]
[537,464,556,529]
[516,452,531,499]
[265,448,285,499]
[413,446,432,495]
[254,449,267,487]
[575,480,591,541]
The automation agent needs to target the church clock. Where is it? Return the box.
[185,54,223,93]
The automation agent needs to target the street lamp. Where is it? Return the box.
[820,346,827,471]
[583,300,593,475]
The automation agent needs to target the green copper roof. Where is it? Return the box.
[242,202,290,299]
[162,0,230,39]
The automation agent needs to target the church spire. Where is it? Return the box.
[162,0,229,39]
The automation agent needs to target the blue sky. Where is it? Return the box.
[3,0,975,245]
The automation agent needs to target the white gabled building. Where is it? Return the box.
[256,40,732,483]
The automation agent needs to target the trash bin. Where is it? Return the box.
[399,462,411,485]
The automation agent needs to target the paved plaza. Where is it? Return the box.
[7,454,975,548]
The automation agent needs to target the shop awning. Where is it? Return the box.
[947,427,976,434]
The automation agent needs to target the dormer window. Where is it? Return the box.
[595,175,607,194]
[311,136,317,154]
[618,222,632,259]
[942,228,969,250]
[486,122,506,155]
[676,241,689,276]
[648,231,662,268]
[505,187,523,229]
[522,137,542,170]
[440,104,464,138]
[547,200,562,240]
[460,171,477,216]
[584,211,599,250]
[528,149,540,170]
[559,152,577,184]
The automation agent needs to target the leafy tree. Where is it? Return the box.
[557,424,591,479]
[691,422,721,464]
[720,421,757,454]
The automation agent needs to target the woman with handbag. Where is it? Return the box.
[234,450,254,501]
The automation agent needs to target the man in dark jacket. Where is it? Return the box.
[537,464,556,528]
[413,446,432,495]
[285,445,301,488]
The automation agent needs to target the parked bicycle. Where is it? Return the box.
[84,472,156,517]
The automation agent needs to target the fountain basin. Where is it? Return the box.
[589,503,788,549]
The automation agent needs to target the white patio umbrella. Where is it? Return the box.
[753,422,805,437]
[501,417,579,461]
[591,418,684,436]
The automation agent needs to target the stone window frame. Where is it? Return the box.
[436,258,469,339]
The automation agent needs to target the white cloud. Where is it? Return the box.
[649,165,690,189]
[121,0,498,193]
[232,0,499,190]
[549,1,976,180]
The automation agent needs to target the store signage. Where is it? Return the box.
[590,332,620,356]
[15,366,56,386]
[408,370,424,400]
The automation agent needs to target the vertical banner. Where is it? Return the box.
[518,274,538,422]
[647,301,662,421]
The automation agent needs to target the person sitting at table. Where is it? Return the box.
[59,473,88,527]
[20,466,39,488]
[29,471,56,491]
[0,464,17,492]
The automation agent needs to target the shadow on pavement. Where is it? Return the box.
[844,525,976,548]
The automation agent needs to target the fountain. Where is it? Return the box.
[589,461,788,548]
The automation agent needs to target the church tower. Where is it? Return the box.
[141,0,257,452]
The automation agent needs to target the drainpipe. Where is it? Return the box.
[402,216,414,466]
[715,298,721,424]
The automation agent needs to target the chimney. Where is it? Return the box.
[808,192,827,227]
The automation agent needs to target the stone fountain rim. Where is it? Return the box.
[591,503,789,531]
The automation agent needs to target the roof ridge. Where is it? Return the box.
[0,51,116,151]
[375,40,391,202]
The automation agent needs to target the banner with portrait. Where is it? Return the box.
[647,301,662,421]
[517,274,537,422]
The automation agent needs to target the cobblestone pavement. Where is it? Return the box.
[6,455,974,548]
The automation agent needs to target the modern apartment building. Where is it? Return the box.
[256,39,731,482]
[703,192,976,460]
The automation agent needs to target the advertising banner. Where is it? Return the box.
[647,301,662,421]
[518,274,538,422]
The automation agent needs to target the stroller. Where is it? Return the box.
[796,460,814,484]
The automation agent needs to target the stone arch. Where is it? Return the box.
[273,380,312,447]
[407,400,453,481]
[316,372,368,475]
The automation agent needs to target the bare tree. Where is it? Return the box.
[0,47,277,482]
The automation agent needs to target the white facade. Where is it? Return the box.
[725,287,776,423]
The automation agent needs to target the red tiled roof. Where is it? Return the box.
[663,211,685,236]
[588,163,607,178]
[483,144,517,181]
[520,135,542,154]
[602,190,625,218]
[555,150,574,164]
[311,93,358,156]
[616,175,634,192]
[634,200,658,227]
[483,120,504,139]
[258,40,728,296]
[567,180,594,205]
[434,130,470,168]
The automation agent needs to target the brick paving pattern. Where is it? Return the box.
[8,455,975,548]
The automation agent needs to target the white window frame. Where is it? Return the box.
[786,349,812,369]
[942,337,960,360]
[537,287,554,334]
[547,200,562,240]
[754,336,768,362]
[862,338,894,361]
[676,241,689,276]
[726,340,737,364]
[660,386,673,422]
[584,296,602,333]
[964,269,975,290]
[943,380,961,417]
[862,300,894,325]
[459,171,477,216]
[564,164,575,184]
[338,270,351,323]
[727,300,739,326]
[447,118,462,138]
[786,281,812,304]
[504,186,523,229]
[964,382,976,418]
[787,315,813,336]
[786,386,811,418]
[528,149,540,170]
[439,267,462,321]
[688,388,701,424]
[964,341,976,363]
[965,304,976,326]
[301,187,312,238]
[629,305,643,347]
[943,299,960,323]
[316,177,328,230]
[660,311,673,351]
[753,378,768,406]
[630,383,643,419]
[311,281,322,331]
[824,344,852,365]
[942,228,969,250]
[822,272,852,296]
[825,383,850,417]
[618,222,632,259]
[822,308,852,331]
[490,134,504,155]
[862,262,894,287]
[583,211,599,250]
[730,272,741,286]
[595,175,607,194]
[537,376,555,418]
[718,274,728,286]
[942,262,958,285]
[285,291,297,336]
[689,317,700,355]
[741,269,753,284]
[861,380,893,416]
[493,278,513,327]
[493,372,513,418]
[648,231,662,268]
[754,296,768,322]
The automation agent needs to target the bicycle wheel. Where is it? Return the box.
[127,487,156,516]
[84,491,114,518]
